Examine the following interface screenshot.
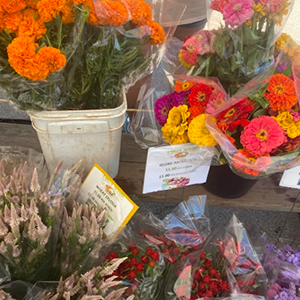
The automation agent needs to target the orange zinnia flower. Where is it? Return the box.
[2,11,23,33]
[174,81,196,93]
[18,9,47,40]
[37,0,65,23]
[36,47,67,73]
[123,0,152,25]
[264,74,297,111]
[0,0,26,13]
[188,106,205,123]
[7,37,49,81]
[144,20,165,45]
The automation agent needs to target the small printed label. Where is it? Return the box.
[79,164,139,236]
[280,165,300,189]
[143,143,212,194]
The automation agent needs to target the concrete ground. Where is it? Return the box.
[0,3,300,245]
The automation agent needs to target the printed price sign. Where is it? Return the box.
[143,143,212,194]
[79,164,139,236]
[280,165,300,189]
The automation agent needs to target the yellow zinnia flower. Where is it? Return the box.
[161,105,190,145]
[188,114,217,147]
[273,111,300,139]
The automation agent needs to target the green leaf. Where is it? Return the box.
[253,108,268,118]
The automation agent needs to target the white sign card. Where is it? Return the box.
[143,143,212,194]
[79,164,139,236]
[280,165,300,189]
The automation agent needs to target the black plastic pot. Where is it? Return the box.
[203,164,257,199]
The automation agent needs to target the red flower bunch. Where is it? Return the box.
[140,228,204,264]
[217,237,262,294]
[104,242,163,298]
[174,251,230,300]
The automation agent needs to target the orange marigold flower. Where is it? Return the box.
[37,0,65,23]
[264,74,297,111]
[123,0,152,25]
[174,81,196,93]
[2,11,23,33]
[36,46,67,73]
[99,0,129,27]
[0,0,26,13]
[61,0,76,24]
[143,20,165,45]
[18,9,47,40]
[7,37,49,81]
[26,0,38,9]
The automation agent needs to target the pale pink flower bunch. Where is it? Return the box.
[32,258,135,300]
[53,203,106,279]
[0,290,16,300]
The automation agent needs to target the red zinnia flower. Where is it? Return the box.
[131,247,139,255]
[217,98,255,132]
[188,106,205,124]
[136,262,145,272]
[141,255,149,264]
[127,270,137,280]
[199,251,206,260]
[188,84,213,107]
[150,251,159,261]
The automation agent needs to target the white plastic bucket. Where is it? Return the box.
[28,91,127,178]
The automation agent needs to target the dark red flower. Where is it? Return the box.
[208,268,217,277]
[217,98,255,132]
[127,270,137,280]
[204,259,212,268]
[169,256,176,264]
[198,282,206,291]
[136,263,145,272]
[131,247,139,255]
[194,270,202,281]
[188,84,213,107]
[128,242,136,250]
[215,272,221,279]
[150,251,159,261]
[129,257,138,266]
[141,255,149,264]
[206,290,214,297]
[203,275,211,283]
[108,252,117,261]
[146,248,153,255]
[209,281,217,290]
[192,280,197,290]
[172,247,180,254]
[246,278,256,286]
[149,261,156,268]
[199,251,206,260]
[219,281,230,292]
[120,261,131,271]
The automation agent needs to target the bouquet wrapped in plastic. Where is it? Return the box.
[205,33,300,178]
[178,0,295,94]
[0,148,82,283]
[0,0,184,111]
[134,195,211,265]
[164,214,268,299]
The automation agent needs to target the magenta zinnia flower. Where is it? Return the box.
[171,90,190,107]
[240,116,287,157]
[154,94,172,126]
[223,0,254,27]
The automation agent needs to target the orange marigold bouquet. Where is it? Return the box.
[205,33,300,178]
[0,0,175,110]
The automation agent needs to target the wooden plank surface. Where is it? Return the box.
[1,122,299,212]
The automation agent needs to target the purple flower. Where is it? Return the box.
[170,91,190,107]
[154,94,173,126]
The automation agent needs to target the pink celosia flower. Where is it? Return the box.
[240,116,287,157]
[223,0,254,27]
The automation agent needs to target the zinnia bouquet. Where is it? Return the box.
[178,0,294,94]
[205,33,300,178]
[0,0,176,111]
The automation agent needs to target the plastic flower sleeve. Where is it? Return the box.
[97,227,165,300]
[204,215,269,296]
[131,195,211,265]
[0,281,34,300]
[177,0,295,96]
[0,0,184,111]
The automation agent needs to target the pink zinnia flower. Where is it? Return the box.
[206,91,226,113]
[180,49,199,65]
[223,0,254,27]
[291,112,300,121]
[241,116,287,157]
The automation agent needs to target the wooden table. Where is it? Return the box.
[1,122,300,212]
